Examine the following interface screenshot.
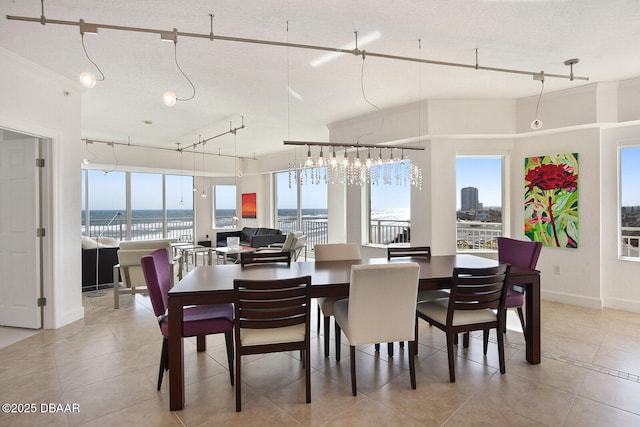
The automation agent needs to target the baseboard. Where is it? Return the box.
[541,290,603,309]
[602,297,640,313]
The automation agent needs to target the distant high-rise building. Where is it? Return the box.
[461,186,480,211]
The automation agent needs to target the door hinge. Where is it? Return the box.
[36,228,46,237]
[37,297,47,307]
[36,158,45,167]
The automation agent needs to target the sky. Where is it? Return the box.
[621,146,640,206]
[456,157,502,209]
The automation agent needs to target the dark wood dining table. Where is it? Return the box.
[167,254,540,410]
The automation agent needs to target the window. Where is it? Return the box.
[368,162,411,245]
[131,172,163,240]
[166,174,194,240]
[456,157,503,250]
[274,170,328,247]
[214,185,237,228]
[82,170,194,241]
[84,170,126,239]
[620,146,640,258]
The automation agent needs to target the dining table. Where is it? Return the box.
[167,254,540,410]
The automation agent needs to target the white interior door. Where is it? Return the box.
[0,134,41,328]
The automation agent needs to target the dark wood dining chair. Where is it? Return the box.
[233,275,311,411]
[140,249,234,390]
[416,264,511,382]
[240,250,291,266]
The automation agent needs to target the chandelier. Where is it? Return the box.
[284,141,423,189]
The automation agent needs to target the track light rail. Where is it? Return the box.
[6,14,589,82]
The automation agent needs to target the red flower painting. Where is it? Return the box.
[524,154,579,248]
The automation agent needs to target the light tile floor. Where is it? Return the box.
[1,292,639,426]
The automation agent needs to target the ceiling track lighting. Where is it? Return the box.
[82,139,96,164]
[162,29,196,107]
[531,72,545,130]
[79,19,104,88]
[200,140,207,198]
[81,117,248,160]
[7,9,589,83]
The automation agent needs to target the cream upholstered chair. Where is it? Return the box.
[416,264,511,382]
[255,231,307,261]
[314,243,361,359]
[114,239,181,309]
[233,275,311,411]
[333,263,420,396]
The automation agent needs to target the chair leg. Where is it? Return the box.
[224,330,234,386]
[497,325,506,375]
[324,316,331,357]
[350,345,357,396]
[446,333,456,383]
[157,337,169,391]
[387,342,394,356]
[335,321,341,361]
[408,340,417,390]
[305,346,311,403]
[463,332,470,348]
[375,343,380,352]
[197,335,206,352]
[483,329,489,355]
[414,318,419,355]
[317,304,321,333]
[235,350,242,412]
[516,306,527,336]
[399,341,404,349]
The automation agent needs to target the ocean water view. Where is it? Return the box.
[82,208,413,245]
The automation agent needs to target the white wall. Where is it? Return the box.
[0,48,84,328]
[513,128,603,308]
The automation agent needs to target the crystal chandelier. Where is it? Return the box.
[284,141,423,189]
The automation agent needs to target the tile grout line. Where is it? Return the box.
[470,333,640,384]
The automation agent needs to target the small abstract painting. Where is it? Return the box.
[241,193,256,218]
[524,153,579,248]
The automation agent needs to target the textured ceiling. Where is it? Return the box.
[2,0,640,158]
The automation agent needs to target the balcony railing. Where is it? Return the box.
[82,216,193,241]
[369,220,411,245]
[456,221,502,250]
[277,217,329,251]
[621,226,640,258]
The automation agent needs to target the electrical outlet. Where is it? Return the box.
[553,265,560,275]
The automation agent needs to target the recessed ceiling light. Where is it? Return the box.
[310,31,382,67]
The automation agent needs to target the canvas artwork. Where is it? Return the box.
[241,193,256,218]
[524,153,579,248]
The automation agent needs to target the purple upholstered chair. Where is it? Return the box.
[497,237,542,336]
[141,249,234,390]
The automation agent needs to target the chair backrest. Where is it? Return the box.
[314,243,361,261]
[345,263,420,346]
[447,264,511,323]
[291,235,307,260]
[387,246,431,260]
[140,248,172,318]
[117,239,174,288]
[234,275,311,333]
[497,237,542,269]
[280,231,303,252]
[240,251,291,266]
